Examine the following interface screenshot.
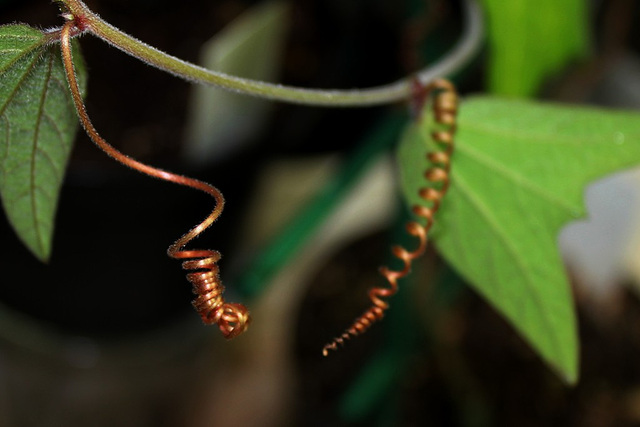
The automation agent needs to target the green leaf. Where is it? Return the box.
[398,96,640,384]
[0,25,86,262]
[480,0,588,96]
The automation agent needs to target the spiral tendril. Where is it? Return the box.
[322,78,458,356]
[60,20,250,339]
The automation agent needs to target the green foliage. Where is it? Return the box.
[0,25,86,261]
[398,96,640,383]
[480,0,588,96]
[0,0,632,395]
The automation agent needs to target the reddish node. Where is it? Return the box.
[410,78,429,120]
[73,14,89,32]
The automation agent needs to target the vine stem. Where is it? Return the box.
[56,0,483,107]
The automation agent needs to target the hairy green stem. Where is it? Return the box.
[58,0,483,107]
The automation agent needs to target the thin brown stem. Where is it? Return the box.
[59,20,250,338]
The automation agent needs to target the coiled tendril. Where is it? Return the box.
[60,20,250,339]
[322,78,458,356]
[167,227,251,339]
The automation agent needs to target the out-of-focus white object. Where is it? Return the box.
[622,171,640,291]
[559,52,640,299]
[559,168,640,298]
[183,1,290,166]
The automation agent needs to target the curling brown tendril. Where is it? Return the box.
[59,20,250,339]
[322,78,458,356]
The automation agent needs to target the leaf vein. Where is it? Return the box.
[0,52,42,116]
[43,112,66,147]
[0,40,42,75]
[461,120,631,145]
[29,52,55,254]
[457,142,577,214]
[7,185,53,203]
[0,32,41,41]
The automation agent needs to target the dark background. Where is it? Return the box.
[1,0,640,426]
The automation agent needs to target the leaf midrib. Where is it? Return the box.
[30,52,55,256]
[0,50,43,194]
[452,170,566,365]
[461,118,636,145]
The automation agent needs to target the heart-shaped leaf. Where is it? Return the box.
[0,25,86,262]
[398,96,640,383]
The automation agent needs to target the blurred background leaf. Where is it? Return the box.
[183,1,290,166]
[480,0,589,96]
